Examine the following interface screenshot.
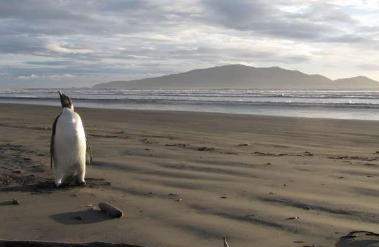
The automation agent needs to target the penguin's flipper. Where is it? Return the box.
[86,138,92,165]
[50,114,60,169]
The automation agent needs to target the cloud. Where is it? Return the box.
[48,74,75,79]
[357,64,379,71]
[25,61,74,66]
[16,74,39,80]
[0,0,379,87]
[0,35,46,54]
[16,73,75,80]
[199,0,366,43]
[46,42,93,54]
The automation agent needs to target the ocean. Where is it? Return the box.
[1,88,379,121]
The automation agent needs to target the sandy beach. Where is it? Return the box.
[2,103,379,247]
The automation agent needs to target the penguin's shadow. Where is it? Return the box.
[50,209,112,225]
[0,178,110,194]
[0,201,16,206]
[0,180,57,194]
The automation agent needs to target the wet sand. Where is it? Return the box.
[1,103,379,247]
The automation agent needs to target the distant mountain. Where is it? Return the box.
[93,64,379,89]
[333,76,379,89]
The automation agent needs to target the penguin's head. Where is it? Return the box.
[58,91,74,110]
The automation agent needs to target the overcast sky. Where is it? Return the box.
[1,0,379,88]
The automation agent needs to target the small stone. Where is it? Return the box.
[238,143,250,147]
[12,199,20,205]
[304,151,313,156]
[198,147,214,152]
[175,198,183,202]
[287,216,299,220]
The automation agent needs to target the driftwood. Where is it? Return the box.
[99,202,123,218]
[0,240,144,247]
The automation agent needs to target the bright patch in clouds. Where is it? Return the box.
[17,74,75,80]
[0,0,378,88]
[17,74,39,80]
[46,42,93,54]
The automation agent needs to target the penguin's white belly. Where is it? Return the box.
[53,110,86,185]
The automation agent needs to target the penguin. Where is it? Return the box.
[223,237,230,247]
[50,91,90,187]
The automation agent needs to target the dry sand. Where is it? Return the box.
[1,103,379,247]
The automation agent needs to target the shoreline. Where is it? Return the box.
[1,102,379,123]
[1,103,379,247]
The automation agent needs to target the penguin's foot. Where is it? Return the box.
[77,180,86,186]
[54,180,62,188]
